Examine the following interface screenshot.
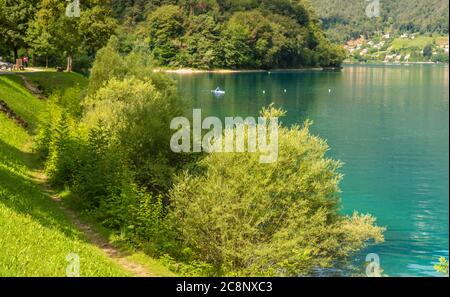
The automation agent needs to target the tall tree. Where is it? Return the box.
[147,5,185,66]
[0,0,39,60]
[26,22,55,68]
[27,0,117,71]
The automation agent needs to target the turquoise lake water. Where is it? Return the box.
[171,65,449,277]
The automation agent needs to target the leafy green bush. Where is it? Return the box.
[34,102,60,160]
[71,122,121,210]
[34,85,85,159]
[88,36,127,94]
[168,108,384,276]
[159,254,215,277]
[83,75,184,192]
[44,111,80,186]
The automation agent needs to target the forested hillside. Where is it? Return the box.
[0,0,346,71]
[309,0,449,42]
[111,0,346,69]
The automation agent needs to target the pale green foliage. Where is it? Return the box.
[88,36,176,95]
[34,101,60,160]
[169,108,385,276]
[85,41,186,191]
[88,36,127,94]
[84,77,156,131]
[84,75,183,191]
[34,87,84,160]
[434,257,449,276]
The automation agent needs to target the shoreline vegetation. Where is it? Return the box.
[2,61,447,78]
[155,67,325,74]
[343,61,448,66]
[0,0,446,277]
[16,42,384,276]
[1,61,447,77]
[153,62,448,74]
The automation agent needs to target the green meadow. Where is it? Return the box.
[0,75,128,276]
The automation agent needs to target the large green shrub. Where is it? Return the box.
[83,75,184,192]
[34,87,84,159]
[168,108,384,276]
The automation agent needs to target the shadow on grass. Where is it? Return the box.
[0,138,40,171]
[0,139,88,243]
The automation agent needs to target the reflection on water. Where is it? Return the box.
[171,65,449,276]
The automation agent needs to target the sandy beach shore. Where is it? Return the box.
[154,67,328,74]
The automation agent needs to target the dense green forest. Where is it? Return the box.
[0,0,117,72]
[2,0,448,70]
[0,0,346,71]
[110,0,346,69]
[309,0,449,42]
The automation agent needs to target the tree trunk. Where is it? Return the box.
[13,48,18,61]
[45,55,48,69]
[66,54,73,72]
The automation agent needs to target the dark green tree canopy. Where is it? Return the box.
[0,0,39,59]
[122,0,347,69]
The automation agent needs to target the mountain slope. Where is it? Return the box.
[310,0,449,42]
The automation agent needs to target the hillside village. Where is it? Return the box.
[344,33,449,63]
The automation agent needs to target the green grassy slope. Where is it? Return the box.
[0,75,47,133]
[390,36,445,50]
[0,75,129,276]
[22,72,89,95]
[0,73,177,277]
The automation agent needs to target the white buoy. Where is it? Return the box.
[328,89,331,93]
[284,89,287,93]
[263,90,266,94]
[212,87,225,95]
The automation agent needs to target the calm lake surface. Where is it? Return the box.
[171,64,449,277]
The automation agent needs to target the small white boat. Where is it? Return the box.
[212,87,225,95]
